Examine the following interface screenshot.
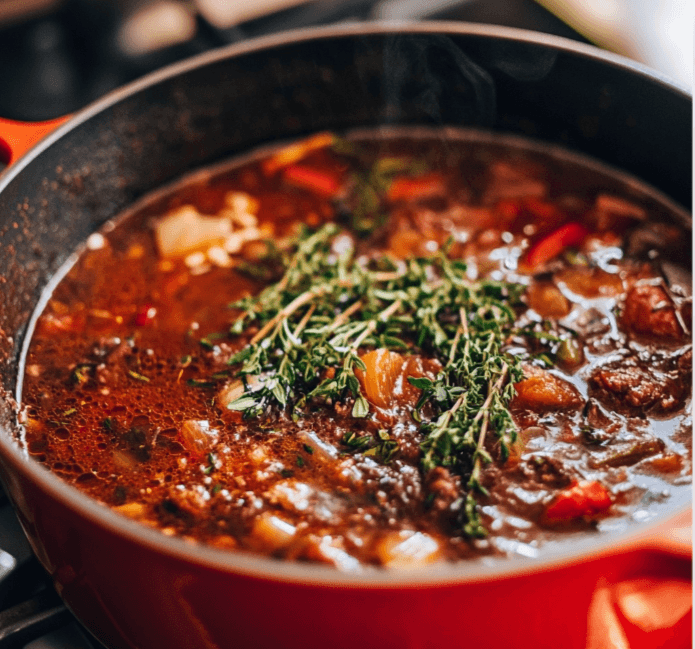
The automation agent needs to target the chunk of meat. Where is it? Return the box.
[543,480,612,524]
[589,356,688,415]
[620,284,687,340]
[522,455,571,489]
[512,365,583,413]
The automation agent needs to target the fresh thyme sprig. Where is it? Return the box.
[224,224,524,537]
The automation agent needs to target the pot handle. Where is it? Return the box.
[0,115,70,167]
[585,509,692,649]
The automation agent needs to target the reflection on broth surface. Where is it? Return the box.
[20,129,691,569]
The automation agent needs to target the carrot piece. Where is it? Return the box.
[282,164,341,197]
[525,222,589,269]
[544,480,612,523]
[386,173,446,202]
[262,132,335,175]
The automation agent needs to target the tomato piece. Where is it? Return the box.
[544,480,612,523]
[386,173,446,202]
[525,222,589,269]
[134,303,156,326]
[282,164,341,197]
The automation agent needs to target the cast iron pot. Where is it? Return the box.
[0,22,691,649]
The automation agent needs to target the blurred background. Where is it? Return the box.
[0,0,691,122]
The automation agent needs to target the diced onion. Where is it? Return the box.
[154,205,231,258]
[180,420,218,455]
[375,530,442,568]
[250,513,296,550]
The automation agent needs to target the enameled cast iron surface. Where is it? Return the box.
[0,23,691,649]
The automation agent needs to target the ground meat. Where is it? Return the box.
[424,467,461,512]
[521,455,572,488]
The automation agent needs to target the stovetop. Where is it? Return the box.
[0,1,590,647]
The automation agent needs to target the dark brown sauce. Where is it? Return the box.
[19,129,692,569]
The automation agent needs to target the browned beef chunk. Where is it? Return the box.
[521,455,572,489]
[620,284,688,340]
[589,354,690,415]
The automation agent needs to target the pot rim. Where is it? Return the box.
[0,20,691,588]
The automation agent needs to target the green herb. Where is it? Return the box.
[127,369,150,382]
[296,455,305,468]
[347,156,428,236]
[71,363,94,386]
[103,417,113,431]
[226,224,523,536]
[200,332,227,350]
[342,431,372,451]
[186,379,217,388]
[62,408,77,417]
[303,444,314,454]
[363,430,399,464]
[203,452,216,475]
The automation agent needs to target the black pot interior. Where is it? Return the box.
[0,25,691,422]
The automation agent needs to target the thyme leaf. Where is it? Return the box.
[224,224,524,537]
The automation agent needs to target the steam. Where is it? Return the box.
[381,34,497,127]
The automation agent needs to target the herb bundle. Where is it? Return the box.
[226,224,524,537]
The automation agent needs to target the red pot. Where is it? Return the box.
[0,23,691,649]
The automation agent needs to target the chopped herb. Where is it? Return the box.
[296,455,305,468]
[203,452,217,475]
[62,408,77,417]
[280,468,294,478]
[211,484,222,495]
[71,363,94,386]
[342,431,372,451]
[127,369,150,382]
[226,224,523,536]
[180,355,193,368]
[303,444,314,454]
[103,417,113,430]
[186,379,217,388]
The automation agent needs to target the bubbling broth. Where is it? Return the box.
[20,129,691,569]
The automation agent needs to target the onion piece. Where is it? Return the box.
[180,420,219,455]
[250,513,296,551]
[375,530,442,568]
[154,205,231,258]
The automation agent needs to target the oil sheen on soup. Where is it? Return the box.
[20,130,692,570]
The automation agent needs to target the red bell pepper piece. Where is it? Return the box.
[544,480,612,523]
[525,222,589,269]
[282,164,341,197]
[134,303,156,327]
[387,173,446,202]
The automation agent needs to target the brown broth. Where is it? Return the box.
[19,129,692,569]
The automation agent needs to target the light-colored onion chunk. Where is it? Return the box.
[180,420,219,455]
[250,513,296,551]
[154,205,231,258]
[375,530,442,568]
